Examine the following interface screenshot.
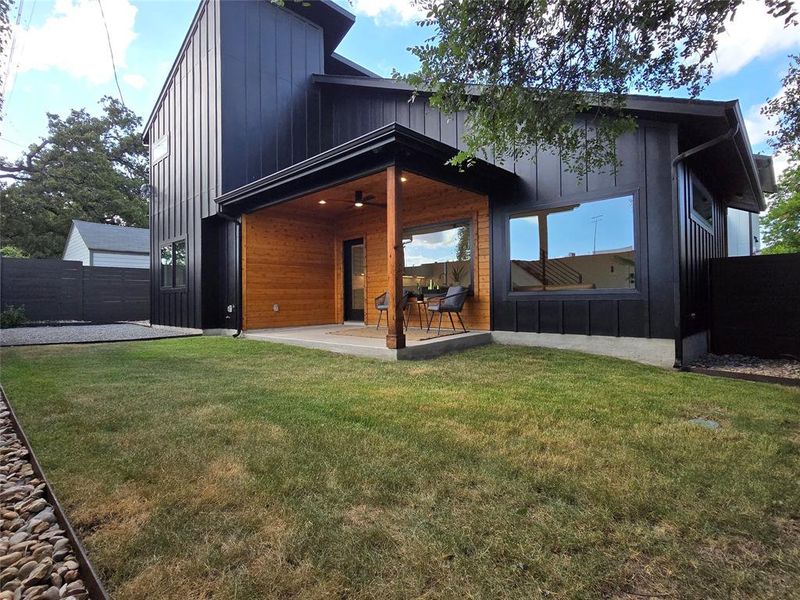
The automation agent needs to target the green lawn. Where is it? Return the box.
[0,338,798,599]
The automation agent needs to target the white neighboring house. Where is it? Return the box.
[63,220,149,269]
[727,208,761,257]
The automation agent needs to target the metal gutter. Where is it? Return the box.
[216,211,243,337]
[670,122,740,369]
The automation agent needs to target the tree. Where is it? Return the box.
[0,97,148,258]
[406,1,798,173]
[762,153,800,254]
[455,225,469,261]
[763,54,800,156]
[0,245,27,258]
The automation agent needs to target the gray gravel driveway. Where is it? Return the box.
[0,323,198,347]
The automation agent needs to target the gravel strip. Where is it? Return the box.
[692,353,800,380]
[0,324,197,347]
[0,400,91,599]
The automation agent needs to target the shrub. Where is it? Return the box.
[0,246,28,258]
[0,306,27,329]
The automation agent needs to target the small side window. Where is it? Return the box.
[160,244,173,288]
[152,134,169,164]
[691,180,714,230]
[160,239,187,289]
[174,240,187,287]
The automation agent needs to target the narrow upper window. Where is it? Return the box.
[691,180,714,230]
[510,195,636,292]
[160,239,187,289]
[160,244,173,288]
[152,134,169,164]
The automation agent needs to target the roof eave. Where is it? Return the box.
[216,123,516,213]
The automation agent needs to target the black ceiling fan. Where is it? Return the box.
[318,190,385,209]
[351,190,383,209]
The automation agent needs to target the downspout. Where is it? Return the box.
[670,121,739,368]
[217,211,243,338]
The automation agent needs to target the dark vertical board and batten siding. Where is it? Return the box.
[148,0,221,328]
[320,87,678,339]
[220,1,324,192]
[677,163,728,342]
[148,0,325,328]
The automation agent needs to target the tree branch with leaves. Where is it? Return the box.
[0,97,149,258]
[404,0,798,174]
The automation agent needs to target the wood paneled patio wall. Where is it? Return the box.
[242,173,490,331]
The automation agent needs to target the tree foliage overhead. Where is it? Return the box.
[763,54,800,156]
[762,153,800,254]
[406,0,798,172]
[0,97,148,258]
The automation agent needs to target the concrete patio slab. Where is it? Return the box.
[491,331,675,368]
[243,324,491,360]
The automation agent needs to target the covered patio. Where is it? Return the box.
[244,324,492,360]
[217,123,515,352]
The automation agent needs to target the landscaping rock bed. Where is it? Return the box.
[0,398,94,599]
[0,323,197,347]
[692,354,800,380]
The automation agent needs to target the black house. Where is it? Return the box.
[143,0,775,366]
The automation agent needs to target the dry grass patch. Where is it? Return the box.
[1,338,798,599]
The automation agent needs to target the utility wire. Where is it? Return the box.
[2,0,25,90]
[3,0,38,114]
[96,0,125,106]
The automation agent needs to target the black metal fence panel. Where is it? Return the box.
[710,254,800,357]
[0,258,149,323]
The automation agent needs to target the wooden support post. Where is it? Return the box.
[386,165,406,350]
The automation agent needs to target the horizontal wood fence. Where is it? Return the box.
[710,254,800,358]
[0,257,149,323]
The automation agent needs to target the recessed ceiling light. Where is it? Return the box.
[400,176,408,182]
[318,200,327,205]
[354,202,364,208]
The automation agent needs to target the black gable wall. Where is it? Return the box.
[148,0,222,328]
[219,0,324,192]
[148,0,325,328]
[319,86,678,340]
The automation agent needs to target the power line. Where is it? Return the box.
[3,0,38,112]
[3,0,25,90]
[96,0,125,106]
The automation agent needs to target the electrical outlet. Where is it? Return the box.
[273,304,280,312]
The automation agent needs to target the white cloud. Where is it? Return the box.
[744,83,787,147]
[10,0,137,87]
[122,73,146,89]
[713,0,800,78]
[772,152,790,181]
[345,0,424,25]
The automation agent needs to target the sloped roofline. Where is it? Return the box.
[313,74,771,211]
[69,220,150,254]
[215,122,517,214]
[143,0,358,143]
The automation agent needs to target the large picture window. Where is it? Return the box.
[403,222,471,294]
[510,195,636,292]
[160,239,187,289]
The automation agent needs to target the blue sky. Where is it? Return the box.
[1,0,798,180]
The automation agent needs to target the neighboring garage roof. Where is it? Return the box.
[70,220,149,254]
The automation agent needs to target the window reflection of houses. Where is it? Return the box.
[510,195,636,292]
[403,223,472,293]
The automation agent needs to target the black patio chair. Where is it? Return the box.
[375,291,411,329]
[426,286,469,335]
